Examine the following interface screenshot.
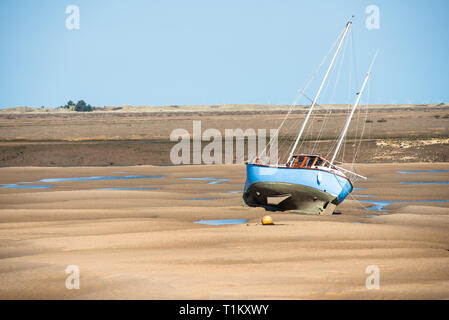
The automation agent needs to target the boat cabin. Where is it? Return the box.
[287,155,330,169]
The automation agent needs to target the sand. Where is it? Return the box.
[0,104,448,166]
[0,162,448,299]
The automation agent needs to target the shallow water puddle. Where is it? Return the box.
[96,187,160,191]
[1,175,164,189]
[0,184,55,189]
[352,195,376,198]
[181,177,230,184]
[227,190,242,194]
[194,219,249,226]
[397,169,449,184]
[360,199,449,212]
[39,175,163,183]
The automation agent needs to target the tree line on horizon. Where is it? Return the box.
[58,100,94,112]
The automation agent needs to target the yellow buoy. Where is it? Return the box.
[261,215,273,225]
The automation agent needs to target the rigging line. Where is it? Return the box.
[351,26,359,96]
[263,93,302,154]
[260,30,342,163]
[311,111,328,155]
[348,193,373,211]
[330,29,351,103]
[341,127,346,163]
[351,94,364,166]
[332,149,371,212]
[367,80,373,140]
[298,25,346,97]
[352,51,375,167]
[299,91,324,107]
[306,36,348,155]
[305,114,317,154]
[332,173,372,213]
[276,105,307,159]
[287,22,352,164]
[325,111,345,158]
[353,37,366,167]
[317,109,333,153]
[281,114,307,161]
[287,95,324,157]
[298,68,337,155]
[297,111,315,154]
[356,105,369,164]
[352,77,371,165]
[273,25,348,163]
[310,83,338,156]
[324,33,354,158]
[312,31,349,154]
[278,24,345,161]
[260,93,305,163]
[341,32,353,164]
[330,51,378,165]
[350,35,362,166]
[325,108,351,157]
[337,32,355,164]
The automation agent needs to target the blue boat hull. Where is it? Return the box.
[243,163,353,213]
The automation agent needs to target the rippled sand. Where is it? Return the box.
[0,163,448,299]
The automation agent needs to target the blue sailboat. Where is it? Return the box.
[243,21,375,214]
[244,155,355,214]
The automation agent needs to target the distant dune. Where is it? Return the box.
[1,103,448,114]
[0,104,448,166]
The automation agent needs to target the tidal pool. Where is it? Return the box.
[0,184,55,189]
[360,199,449,212]
[1,174,164,189]
[39,175,163,183]
[352,195,376,198]
[194,219,249,226]
[181,177,230,184]
[96,187,160,191]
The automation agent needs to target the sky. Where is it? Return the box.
[0,0,448,108]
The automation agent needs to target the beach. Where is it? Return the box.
[1,0,448,303]
[1,104,448,166]
[1,162,448,299]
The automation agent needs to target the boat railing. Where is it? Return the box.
[251,155,366,179]
[288,155,367,180]
[324,161,367,179]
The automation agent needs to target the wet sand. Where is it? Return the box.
[0,162,448,299]
[1,104,448,166]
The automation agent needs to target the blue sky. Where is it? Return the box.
[0,0,448,108]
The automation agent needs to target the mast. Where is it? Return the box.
[330,51,378,165]
[286,21,352,164]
